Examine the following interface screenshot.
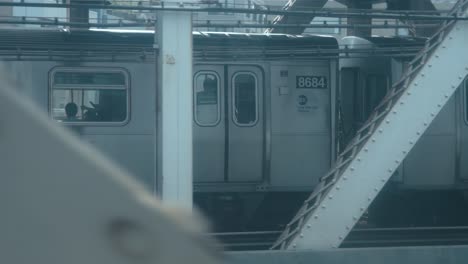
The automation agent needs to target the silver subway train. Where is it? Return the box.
[1,28,467,230]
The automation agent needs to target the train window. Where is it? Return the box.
[465,79,468,124]
[50,69,128,124]
[232,72,258,126]
[194,72,220,126]
[54,72,125,86]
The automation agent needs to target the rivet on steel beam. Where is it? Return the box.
[460,76,464,80]
[421,73,425,77]
[437,104,441,108]
[417,132,421,135]
[307,224,311,228]
[321,205,326,209]
[445,94,449,98]
[360,207,364,211]
[339,236,343,240]
[428,64,432,67]
[385,120,390,124]
[409,141,414,145]
[388,169,393,172]
[403,150,407,154]
[442,45,446,48]
[368,197,372,201]
[407,92,411,95]
[314,215,318,219]
[364,148,368,152]
[435,55,439,58]
[345,226,350,230]
[328,195,333,200]
[336,186,340,190]
[395,160,399,163]
[452,85,456,89]
[378,129,383,133]
[414,82,418,86]
[293,244,297,248]
[300,234,304,238]
[423,122,428,126]
[343,176,348,180]
[449,36,453,40]
[374,188,378,192]
[357,158,361,161]
[400,101,404,105]
[353,216,357,220]
[350,167,355,171]
[392,111,397,114]
[381,179,386,182]
[431,113,435,117]
[372,138,376,142]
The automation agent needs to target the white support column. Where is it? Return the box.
[156,3,194,209]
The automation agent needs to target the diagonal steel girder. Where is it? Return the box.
[266,0,328,34]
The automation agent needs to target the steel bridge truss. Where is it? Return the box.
[272,0,468,251]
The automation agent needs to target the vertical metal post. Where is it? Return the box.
[155,2,193,210]
[347,0,372,37]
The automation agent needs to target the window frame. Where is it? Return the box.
[193,70,222,127]
[231,71,258,127]
[49,67,130,126]
[464,78,468,125]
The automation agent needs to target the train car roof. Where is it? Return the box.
[340,35,426,59]
[363,36,426,48]
[0,28,426,61]
[192,31,340,60]
[193,31,339,47]
[0,28,338,50]
[0,28,339,61]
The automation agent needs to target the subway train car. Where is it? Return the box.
[1,28,467,231]
[0,29,338,231]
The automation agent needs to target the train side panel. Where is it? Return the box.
[1,61,157,191]
[269,61,334,189]
[402,95,457,188]
[456,80,468,183]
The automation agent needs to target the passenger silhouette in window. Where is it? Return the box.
[65,102,78,121]
[81,102,101,121]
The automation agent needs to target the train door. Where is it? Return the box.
[227,66,264,182]
[457,79,468,182]
[340,68,385,148]
[354,73,388,128]
[193,65,225,182]
[340,68,388,148]
[193,65,264,183]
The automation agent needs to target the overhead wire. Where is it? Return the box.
[0,1,466,21]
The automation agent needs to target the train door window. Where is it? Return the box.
[232,72,258,126]
[465,78,468,124]
[340,68,359,146]
[194,72,220,126]
[364,74,388,118]
[50,69,129,124]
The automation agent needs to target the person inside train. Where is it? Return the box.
[81,102,101,121]
[65,102,78,121]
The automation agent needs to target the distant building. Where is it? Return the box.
[0,0,12,19]
[194,0,268,33]
[0,0,67,29]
